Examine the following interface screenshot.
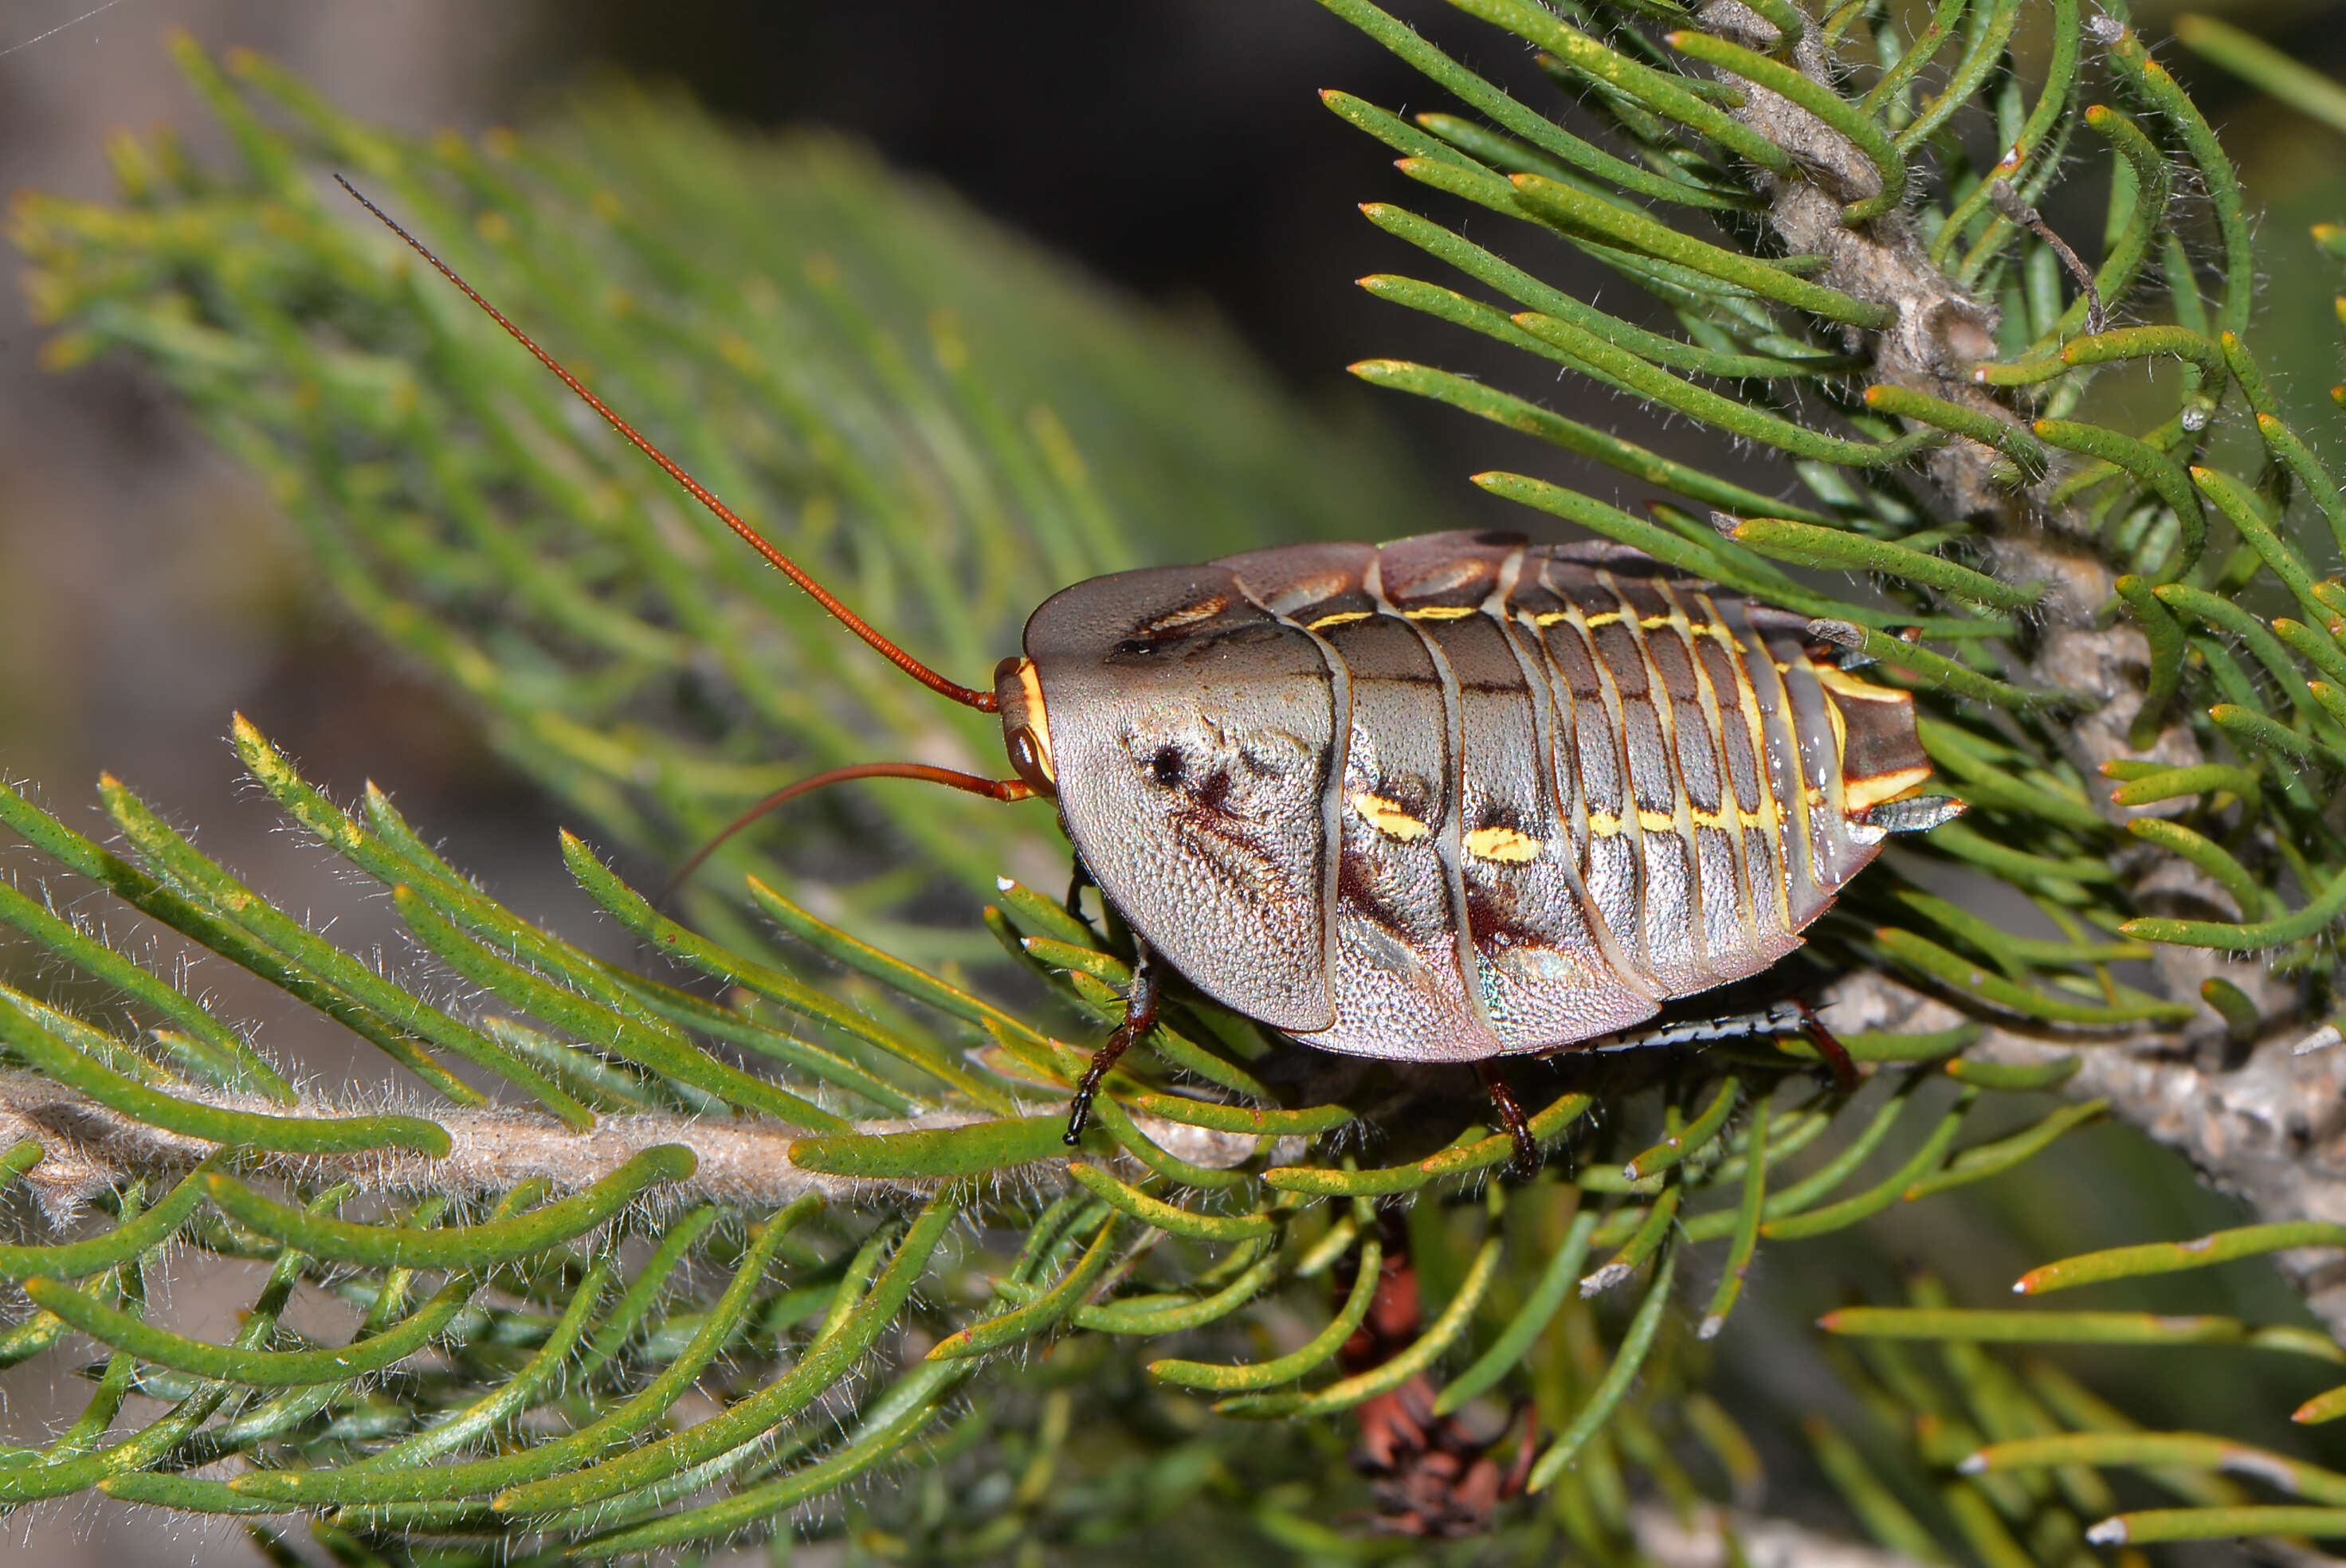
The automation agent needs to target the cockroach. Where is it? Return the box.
[340,179,1956,1173]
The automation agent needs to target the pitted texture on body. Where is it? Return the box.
[1022,531,1927,1064]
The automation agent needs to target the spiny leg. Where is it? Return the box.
[1065,935,1161,1145]
[1588,1001,1807,1052]
[1590,1000,1858,1091]
[1795,999,1859,1093]
[1474,1060,1539,1180]
[1064,853,1094,921]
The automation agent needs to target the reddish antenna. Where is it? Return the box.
[334,174,999,715]
[659,762,1036,906]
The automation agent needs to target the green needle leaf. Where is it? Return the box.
[1528,1241,1680,1490]
[1150,1231,1383,1393]
[1962,1431,2346,1503]
[0,877,292,1103]
[490,1190,959,1515]
[0,1151,233,1282]
[0,993,449,1158]
[2018,1221,2346,1295]
[202,1145,696,1269]
[1504,173,1896,327]
[2175,14,2346,135]
[1215,1229,1504,1417]
[25,1271,479,1386]
[1732,515,2039,611]
[2122,865,2346,949]
[1316,0,1755,209]
[1666,30,1905,219]
[1822,1307,2262,1345]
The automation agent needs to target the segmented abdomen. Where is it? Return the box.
[1218,531,1928,1063]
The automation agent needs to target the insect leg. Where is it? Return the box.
[1064,853,1093,921]
[1473,1060,1540,1180]
[1588,1001,1859,1089]
[1794,999,1860,1093]
[1063,936,1163,1145]
[1589,1001,1805,1051]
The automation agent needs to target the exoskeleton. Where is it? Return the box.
[348,182,1949,1174]
[1000,531,1945,1158]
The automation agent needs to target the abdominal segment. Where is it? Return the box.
[1219,531,1920,1065]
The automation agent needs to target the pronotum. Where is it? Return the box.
[341,178,1956,1174]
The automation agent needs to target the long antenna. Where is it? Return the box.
[335,175,999,715]
[660,762,1037,904]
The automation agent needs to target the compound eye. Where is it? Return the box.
[1006,726,1056,794]
[1148,743,1187,789]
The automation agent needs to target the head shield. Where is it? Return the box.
[1021,563,1338,1034]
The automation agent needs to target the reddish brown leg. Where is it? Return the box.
[1064,854,1093,920]
[1064,939,1161,1145]
[1798,1000,1860,1092]
[1499,1402,1540,1499]
[1474,1061,1540,1179]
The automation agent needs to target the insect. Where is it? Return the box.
[341,180,1951,1173]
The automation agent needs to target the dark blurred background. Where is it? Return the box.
[4,2,2346,1562]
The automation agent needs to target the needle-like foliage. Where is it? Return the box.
[2,5,2344,1560]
